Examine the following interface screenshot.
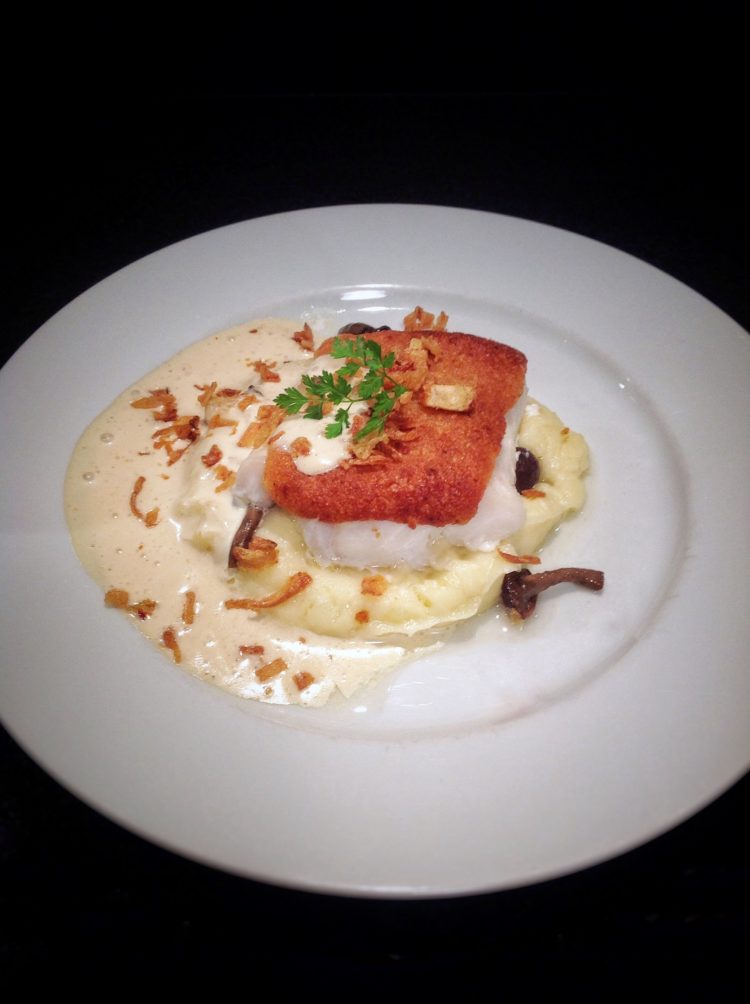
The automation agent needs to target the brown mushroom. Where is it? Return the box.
[515,448,540,493]
[227,505,265,568]
[501,567,604,619]
[337,323,392,334]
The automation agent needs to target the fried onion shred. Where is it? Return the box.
[161,627,182,663]
[238,404,285,449]
[130,388,177,422]
[255,657,288,682]
[497,550,542,565]
[231,537,279,571]
[129,476,159,526]
[292,323,315,351]
[182,590,196,625]
[402,306,449,332]
[224,572,312,610]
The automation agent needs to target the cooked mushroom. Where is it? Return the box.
[501,567,604,619]
[227,504,265,568]
[337,323,392,334]
[515,448,540,493]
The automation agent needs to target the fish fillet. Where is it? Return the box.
[263,330,527,526]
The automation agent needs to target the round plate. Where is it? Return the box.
[1,205,748,896]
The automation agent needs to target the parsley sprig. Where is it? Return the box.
[275,335,407,440]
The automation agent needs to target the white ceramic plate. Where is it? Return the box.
[1,205,749,896]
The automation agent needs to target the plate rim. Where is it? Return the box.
[1,203,749,897]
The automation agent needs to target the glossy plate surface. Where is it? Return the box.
[1,205,748,895]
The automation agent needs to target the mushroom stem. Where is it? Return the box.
[227,505,264,568]
[501,567,604,619]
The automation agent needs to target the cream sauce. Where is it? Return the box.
[64,318,436,707]
[64,316,589,708]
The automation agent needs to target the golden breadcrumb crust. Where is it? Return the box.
[263,330,526,526]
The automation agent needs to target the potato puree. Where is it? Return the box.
[64,317,589,707]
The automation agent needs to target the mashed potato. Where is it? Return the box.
[181,400,588,639]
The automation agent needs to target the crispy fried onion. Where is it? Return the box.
[130,388,177,422]
[104,588,157,619]
[344,403,419,466]
[207,413,238,432]
[388,337,435,392]
[403,306,449,332]
[213,464,236,493]
[161,627,182,663]
[239,644,265,656]
[195,382,217,408]
[255,657,287,682]
[224,572,312,610]
[497,550,542,565]
[152,415,200,465]
[343,338,441,466]
[231,537,279,571]
[521,489,546,499]
[182,590,196,625]
[289,436,311,458]
[250,360,280,382]
[293,671,315,691]
[237,393,258,411]
[361,574,388,596]
[201,443,223,467]
[129,476,159,526]
[238,404,285,449]
[292,323,315,351]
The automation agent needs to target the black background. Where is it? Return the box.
[2,15,748,988]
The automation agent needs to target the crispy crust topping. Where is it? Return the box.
[266,330,527,526]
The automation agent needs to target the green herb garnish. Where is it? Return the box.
[275,336,407,440]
